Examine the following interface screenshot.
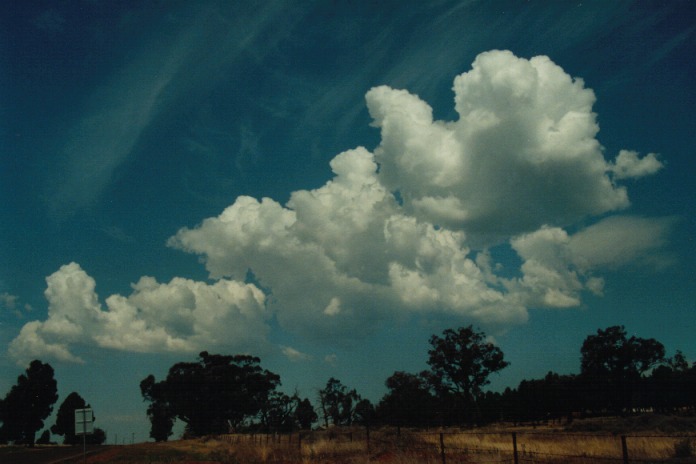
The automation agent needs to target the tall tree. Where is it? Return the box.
[146,401,175,442]
[376,371,435,427]
[36,430,51,444]
[0,360,59,446]
[318,378,360,427]
[353,398,375,427]
[294,398,317,430]
[580,325,665,412]
[259,391,297,433]
[51,392,89,445]
[141,352,280,437]
[427,326,508,424]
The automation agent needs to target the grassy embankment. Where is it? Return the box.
[57,415,696,463]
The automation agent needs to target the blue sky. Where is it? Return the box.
[1,0,695,443]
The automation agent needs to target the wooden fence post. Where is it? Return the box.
[621,435,629,464]
[512,432,519,464]
[366,426,370,453]
[439,432,446,464]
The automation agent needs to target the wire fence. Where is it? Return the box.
[220,428,696,464]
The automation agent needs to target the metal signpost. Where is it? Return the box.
[75,408,93,464]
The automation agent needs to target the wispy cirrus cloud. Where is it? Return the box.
[46,1,303,217]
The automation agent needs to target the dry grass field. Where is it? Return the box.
[50,416,696,464]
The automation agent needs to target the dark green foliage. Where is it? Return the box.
[259,391,297,433]
[566,414,696,434]
[580,325,665,412]
[294,398,317,430]
[376,371,436,427]
[353,398,375,427]
[86,427,106,445]
[146,401,175,442]
[136,326,694,435]
[505,372,580,424]
[141,351,280,438]
[427,326,509,400]
[318,378,361,427]
[0,360,58,446]
[643,350,696,413]
[51,392,89,445]
[36,430,51,444]
[427,325,509,424]
[674,438,693,458]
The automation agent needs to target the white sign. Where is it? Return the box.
[74,408,94,435]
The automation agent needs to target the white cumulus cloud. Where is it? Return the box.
[611,150,664,179]
[10,50,670,364]
[368,50,631,241]
[281,346,312,362]
[9,263,267,365]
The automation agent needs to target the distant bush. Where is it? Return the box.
[674,438,693,458]
[566,414,696,434]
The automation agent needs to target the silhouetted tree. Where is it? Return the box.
[36,430,51,444]
[668,350,689,372]
[0,360,58,446]
[52,392,89,445]
[146,401,175,442]
[353,398,375,427]
[376,371,435,427]
[85,427,106,445]
[259,391,298,433]
[426,326,508,424]
[645,351,694,413]
[141,352,280,437]
[478,390,504,424]
[318,378,360,427]
[294,398,317,430]
[581,326,665,413]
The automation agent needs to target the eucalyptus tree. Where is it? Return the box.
[426,325,509,424]
[141,351,280,438]
[0,360,58,446]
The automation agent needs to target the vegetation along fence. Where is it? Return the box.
[220,428,696,464]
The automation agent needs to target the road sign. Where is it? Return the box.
[75,408,94,435]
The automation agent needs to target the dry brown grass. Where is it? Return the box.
[73,425,696,464]
[420,428,696,463]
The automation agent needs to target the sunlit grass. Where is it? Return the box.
[69,423,696,463]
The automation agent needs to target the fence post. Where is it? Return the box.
[366,426,370,453]
[298,432,302,451]
[512,432,519,464]
[621,435,629,464]
[439,432,446,464]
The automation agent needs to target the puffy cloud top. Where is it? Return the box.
[9,262,267,365]
[10,51,670,364]
[368,50,635,240]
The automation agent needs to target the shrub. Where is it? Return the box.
[674,438,692,458]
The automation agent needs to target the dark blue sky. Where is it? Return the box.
[1,0,694,442]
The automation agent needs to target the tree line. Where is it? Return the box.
[2,324,694,444]
[139,325,696,441]
[0,360,106,446]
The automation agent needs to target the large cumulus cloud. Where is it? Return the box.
[369,50,645,240]
[9,262,267,365]
[10,50,669,364]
